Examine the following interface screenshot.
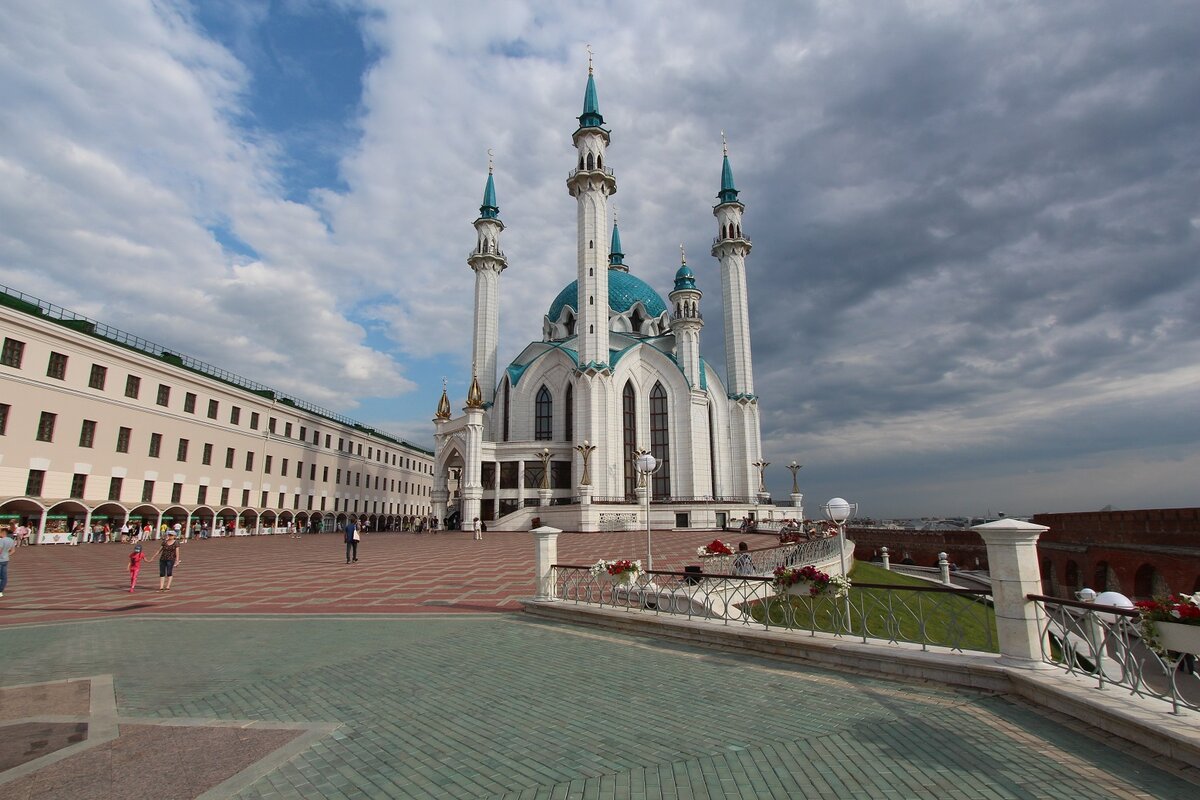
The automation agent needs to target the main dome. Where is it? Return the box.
[547,270,668,322]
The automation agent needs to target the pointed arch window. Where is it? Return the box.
[502,379,510,442]
[597,154,602,170]
[564,384,574,441]
[587,152,594,170]
[622,381,637,499]
[650,382,671,499]
[535,386,553,440]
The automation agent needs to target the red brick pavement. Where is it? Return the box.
[0,529,778,626]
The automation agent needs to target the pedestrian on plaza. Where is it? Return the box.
[732,542,754,576]
[154,531,182,591]
[344,519,359,563]
[128,544,147,592]
[0,527,16,598]
[120,522,131,543]
[17,521,31,547]
[472,517,483,541]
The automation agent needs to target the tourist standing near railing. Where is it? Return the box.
[733,542,753,576]
[0,527,15,598]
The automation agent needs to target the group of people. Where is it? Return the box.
[126,532,183,592]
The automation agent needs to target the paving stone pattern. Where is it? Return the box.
[0,615,1194,799]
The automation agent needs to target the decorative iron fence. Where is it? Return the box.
[1030,595,1200,713]
[553,565,998,653]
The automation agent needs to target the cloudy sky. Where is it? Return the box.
[2,1,1197,518]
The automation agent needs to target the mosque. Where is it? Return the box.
[431,65,780,532]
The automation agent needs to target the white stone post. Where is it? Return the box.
[938,551,951,585]
[880,546,890,571]
[789,492,803,520]
[531,525,561,602]
[971,518,1053,669]
[538,488,553,507]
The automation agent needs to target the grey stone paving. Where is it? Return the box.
[0,614,1195,798]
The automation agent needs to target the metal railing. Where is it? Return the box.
[711,234,750,247]
[0,283,431,455]
[1030,595,1200,713]
[568,166,615,179]
[553,564,997,652]
[699,537,841,576]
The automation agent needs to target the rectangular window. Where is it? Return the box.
[322,466,328,481]
[261,490,268,507]
[70,473,87,499]
[202,442,213,465]
[278,491,285,508]
[184,392,197,413]
[156,384,170,406]
[269,417,277,434]
[177,438,189,462]
[242,488,250,507]
[309,463,315,481]
[26,469,45,496]
[297,461,303,479]
[320,496,326,511]
[220,487,230,505]
[36,411,56,442]
[245,451,255,471]
[355,472,361,487]
[499,461,518,489]
[265,455,274,474]
[197,485,208,505]
[108,476,123,502]
[207,398,218,419]
[551,461,572,489]
[0,402,8,435]
[148,432,162,458]
[336,468,341,484]
[367,446,373,459]
[1,337,25,368]
[324,434,330,448]
[307,495,314,510]
[125,374,141,398]
[171,483,183,504]
[45,352,68,379]
[357,444,362,456]
[284,422,292,438]
[338,437,344,451]
[299,426,307,442]
[79,419,96,448]
[142,480,155,503]
[230,406,241,425]
[250,411,260,430]
[225,447,235,469]
[281,458,289,476]
[88,363,107,390]
[116,426,131,453]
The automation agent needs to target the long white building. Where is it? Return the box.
[432,65,782,532]
[0,287,434,542]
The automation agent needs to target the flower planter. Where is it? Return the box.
[610,571,638,586]
[782,580,818,598]
[1155,622,1200,654]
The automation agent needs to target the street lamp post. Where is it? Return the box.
[537,447,553,507]
[823,496,857,632]
[635,449,662,570]
[786,461,803,519]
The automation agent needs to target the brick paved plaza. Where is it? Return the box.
[1,531,1196,798]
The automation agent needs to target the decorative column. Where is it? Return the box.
[460,376,486,530]
[575,439,596,505]
[786,461,803,518]
[537,447,553,507]
[531,525,562,601]
[971,518,1054,669]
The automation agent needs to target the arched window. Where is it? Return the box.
[564,384,574,441]
[565,311,576,336]
[597,154,602,170]
[650,382,671,499]
[502,379,510,442]
[630,307,645,334]
[1134,564,1156,599]
[535,386,552,440]
[587,152,594,170]
[623,382,636,499]
[1065,561,1080,592]
[578,155,584,170]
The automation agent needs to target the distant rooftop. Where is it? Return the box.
[0,283,432,456]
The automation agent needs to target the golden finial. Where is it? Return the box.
[435,377,451,420]
[487,148,494,174]
[721,131,728,157]
[586,43,593,74]
[465,374,484,409]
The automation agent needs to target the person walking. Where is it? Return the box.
[0,527,16,598]
[472,517,483,541]
[128,544,147,592]
[154,531,182,591]
[344,519,359,563]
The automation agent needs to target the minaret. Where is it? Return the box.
[460,372,486,530]
[668,245,703,387]
[565,54,616,369]
[468,153,507,405]
[608,210,628,272]
[711,135,761,497]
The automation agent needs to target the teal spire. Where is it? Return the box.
[479,159,499,219]
[608,214,625,269]
[717,134,739,204]
[578,68,604,129]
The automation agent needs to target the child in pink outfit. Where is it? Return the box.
[128,544,146,592]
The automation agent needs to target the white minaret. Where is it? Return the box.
[711,135,761,497]
[468,153,506,405]
[669,245,703,388]
[669,245,714,498]
[565,56,615,369]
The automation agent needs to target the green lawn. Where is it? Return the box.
[750,561,999,653]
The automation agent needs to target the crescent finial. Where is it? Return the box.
[586,43,593,74]
[487,148,494,173]
[721,131,728,156]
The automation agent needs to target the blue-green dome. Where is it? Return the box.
[673,265,696,291]
[548,271,668,322]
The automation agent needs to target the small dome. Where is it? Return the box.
[673,265,696,291]
[548,271,668,321]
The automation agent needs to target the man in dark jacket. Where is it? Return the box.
[344,519,359,564]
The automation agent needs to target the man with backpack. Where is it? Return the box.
[344,519,360,564]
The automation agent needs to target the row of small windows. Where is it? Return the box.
[720,222,743,239]
[23,469,424,515]
[1,335,431,473]
[577,152,603,171]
